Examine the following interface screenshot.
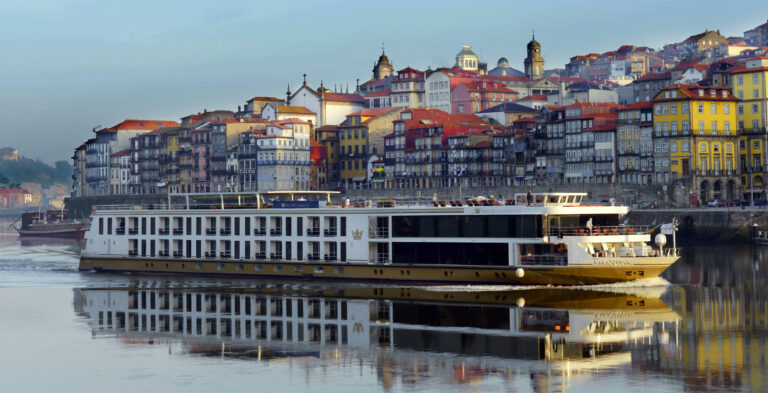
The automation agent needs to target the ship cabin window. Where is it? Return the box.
[341,217,347,236]
[107,218,112,234]
[205,240,216,257]
[254,217,266,235]
[270,217,282,236]
[173,240,182,257]
[117,217,126,234]
[520,244,568,266]
[393,242,508,266]
[270,241,283,260]
[196,217,202,235]
[324,217,337,236]
[99,218,104,235]
[253,241,265,259]
[307,241,320,260]
[160,239,169,257]
[160,217,169,235]
[392,215,540,238]
[244,217,251,235]
[297,217,303,236]
[307,216,321,236]
[129,217,139,235]
[324,242,337,261]
[297,242,303,261]
[206,217,217,235]
[150,218,155,235]
[173,217,183,235]
[186,218,192,236]
[285,217,292,237]
[286,241,292,260]
[220,217,231,235]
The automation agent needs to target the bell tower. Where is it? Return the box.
[524,34,545,79]
[372,47,393,80]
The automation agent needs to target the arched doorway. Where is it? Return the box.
[713,180,722,201]
[700,180,711,204]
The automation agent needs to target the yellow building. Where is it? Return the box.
[160,129,180,193]
[315,125,340,189]
[339,108,402,189]
[730,57,768,195]
[652,84,740,202]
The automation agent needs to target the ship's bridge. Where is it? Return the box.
[513,192,588,207]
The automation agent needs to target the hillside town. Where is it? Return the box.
[71,21,768,206]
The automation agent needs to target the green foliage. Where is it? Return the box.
[0,157,73,188]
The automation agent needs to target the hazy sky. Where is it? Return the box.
[0,0,765,162]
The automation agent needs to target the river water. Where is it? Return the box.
[0,220,765,392]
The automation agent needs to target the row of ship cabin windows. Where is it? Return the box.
[127,238,347,262]
[98,216,347,238]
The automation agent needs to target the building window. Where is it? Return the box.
[682,103,689,114]
[754,89,760,99]
[710,103,716,114]
[753,104,760,114]
[723,104,729,114]
[737,75,743,86]
[697,104,703,113]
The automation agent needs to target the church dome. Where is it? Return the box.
[497,57,510,68]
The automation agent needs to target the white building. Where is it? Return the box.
[288,80,364,126]
[254,120,312,191]
[109,149,131,195]
[260,104,317,125]
[425,70,453,113]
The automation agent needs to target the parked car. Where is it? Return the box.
[755,199,768,207]
[707,199,721,207]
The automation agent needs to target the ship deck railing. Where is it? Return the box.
[90,192,614,212]
[520,255,568,266]
[548,225,651,237]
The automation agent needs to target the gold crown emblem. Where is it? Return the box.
[352,229,363,240]
[474,208,481,214]
[353,322,364,333]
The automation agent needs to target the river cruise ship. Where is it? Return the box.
[79,191,679,285]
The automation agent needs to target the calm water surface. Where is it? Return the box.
[0,219,765,393]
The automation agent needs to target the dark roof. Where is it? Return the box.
[477,102,539,114]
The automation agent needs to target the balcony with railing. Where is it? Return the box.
[307,228,320,237]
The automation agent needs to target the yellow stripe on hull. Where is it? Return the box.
[79,256,677,286]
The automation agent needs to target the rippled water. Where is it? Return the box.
[0,220,765,393]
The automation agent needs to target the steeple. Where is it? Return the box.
[372,47,394,80]
[285,84,291,105]
[524,33,545,80]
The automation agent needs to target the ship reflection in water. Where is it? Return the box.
[74,284,682,390]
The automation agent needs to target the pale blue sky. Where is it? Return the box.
[0,0,764,162]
